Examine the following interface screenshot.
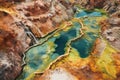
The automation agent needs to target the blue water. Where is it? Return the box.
[54,28,77,55]
[72,9,102,58]
[71,32,98,58]
[51,53,59,60]
[76,11,87,17]
[26,44,47,68]
[89,12,101,16]
[18,8,103,79]
[20,44,48,78]
[75,10,102,18]
[71,38,91,58]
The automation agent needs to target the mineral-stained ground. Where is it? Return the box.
[0,0,120,80]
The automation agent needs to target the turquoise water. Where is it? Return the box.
[53,21,82,55]
[71,32,98,58]
[54,28,77,55]
[75,10,102,18]
[76,11,87,17]
[71,38,91,58]
[18,9,103,79]
[19,44,48,78]
[18,22,82,79]
[71,10,101,58]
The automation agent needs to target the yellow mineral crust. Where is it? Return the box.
[34,37,120,80]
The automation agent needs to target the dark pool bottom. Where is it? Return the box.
[54,26,78,55]
[71,38,93,58]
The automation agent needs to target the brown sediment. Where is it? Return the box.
[112,52,120,79]
[101,12,120,50]
[91,38,106,56]
[73,0,105,9]
[89,0,105,9]
[34,55,104,80]
[73,0,120,15]
[0,22,22,80]
[91,38,100,55]
[99,19,110,32]
[0,11,30,80]
[14,0,74,38]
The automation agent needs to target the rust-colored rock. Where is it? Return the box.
[15,0,74,37]
[112,52,120,79]
[0,11,30,80]
[34,60,104,80]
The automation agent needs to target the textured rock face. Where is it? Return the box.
[74,0,105,9]
[74,0,120,14]
[0,51,22,80]
[101,11,120,50]
[103,27,120,50]
[37,68,76,80]
[0,0,25,7]
[0,25,22,80]
[15,0,74,37]
[103,0,120,14]
[0,0,25,2]
[0,11,30,80]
